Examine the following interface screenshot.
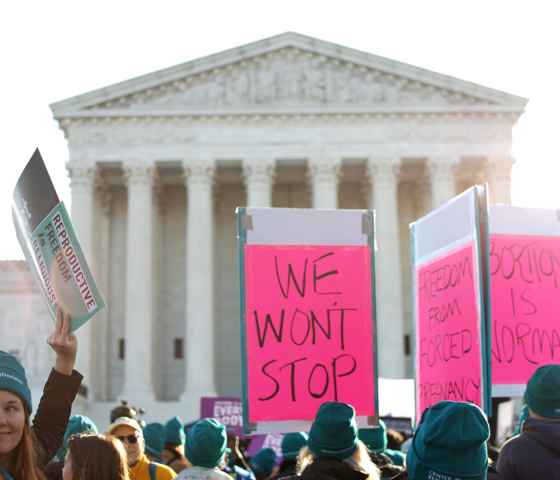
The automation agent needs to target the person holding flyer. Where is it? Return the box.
[0,306,83,480]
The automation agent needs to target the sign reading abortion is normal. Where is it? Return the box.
[490,205,560,396]
[411,186,491,422]
[238,208,378,433]
[12,149,105,331]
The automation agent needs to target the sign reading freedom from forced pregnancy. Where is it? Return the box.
[491,234,560,385]
[244,245,376,423]
[416,243,484,419]
[12,149,105,331]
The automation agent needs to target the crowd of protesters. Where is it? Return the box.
[1,307,560,480]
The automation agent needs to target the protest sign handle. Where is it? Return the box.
[236,207,253,434]
[367,210,380,419]
[475,184,492,416]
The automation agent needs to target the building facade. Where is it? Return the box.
[46,33,526,423]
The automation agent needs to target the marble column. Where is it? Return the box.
[67,163,97,400]
[308,157,340,209]
[122,164,156,401]
[488,156,513,204]
[182,159,217,415]
[368,158,406,378]
[242,158,275,207]
[429,158,458,209]
[93,185,112,401]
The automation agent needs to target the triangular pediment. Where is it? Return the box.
[51,32,527,116]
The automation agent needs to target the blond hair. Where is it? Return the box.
[296,441,380,480]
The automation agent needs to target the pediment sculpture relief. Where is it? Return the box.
[90,49,493,110]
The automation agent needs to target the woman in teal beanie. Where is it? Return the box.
[298,402,380,480]
[143,423,165,461]
[177,418,231,480]
[57,415,99,462]
[406,401,490,480]
[162,417,188,473]
[0,307,82,480]
[273,432,307,479]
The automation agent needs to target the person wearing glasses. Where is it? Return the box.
[107,417,176,480]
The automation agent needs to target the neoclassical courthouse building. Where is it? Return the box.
[2,33,527,423]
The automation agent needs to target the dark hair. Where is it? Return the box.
[5,410,46,480]
[385,429,405,451]
[110,400,143,424]
[67,434,129,480]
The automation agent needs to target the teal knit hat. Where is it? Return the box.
[144,422,165,458]
[0,351,32,413]
[524,365,560,418]
[308,402,358,460]
[165,416,186,447]
[56,415,98,461]
[251,448,277,476]
[358,419,387,453]
[185,418,227,468]
[281,432,308,459]
[406,401,489,480]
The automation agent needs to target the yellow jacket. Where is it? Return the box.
[130,454,177,480]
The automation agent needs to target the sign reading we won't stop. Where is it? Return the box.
[238,208,378,433]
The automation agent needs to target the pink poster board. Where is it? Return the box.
[491,234,560,386]
[416,243,484,420]
[244,244,375,423]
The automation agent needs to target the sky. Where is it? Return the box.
[1,1,558,259]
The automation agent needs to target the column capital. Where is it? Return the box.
[307,157,341,185]
[183,160,215,187]
[367,158,402,184]
[427,157,460,182]
[242,158,276,187]
[123,163,157,188]
[66,163,98,189]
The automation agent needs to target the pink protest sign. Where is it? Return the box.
[416,243,484,420]
[244,244,375,423]
[491,234,560,386]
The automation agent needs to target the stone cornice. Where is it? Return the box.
[56,105,524,121]
[56,108,521,140]
[50,32,527,116]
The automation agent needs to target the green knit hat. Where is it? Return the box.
[144,422,165,458]
[165,416,186,447]
[281,432,308,459]
[185,418,227,468]
[406,401,489,480]
[0,351,32,413]
[57,415,98,461]
[251,448,277,476]
[308,402,358,460]
[524,365,560,418]
[359,419,387,453]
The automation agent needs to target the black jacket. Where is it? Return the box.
[497,417,560,480]
[299,459,369,480]
[34,369,83,473]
